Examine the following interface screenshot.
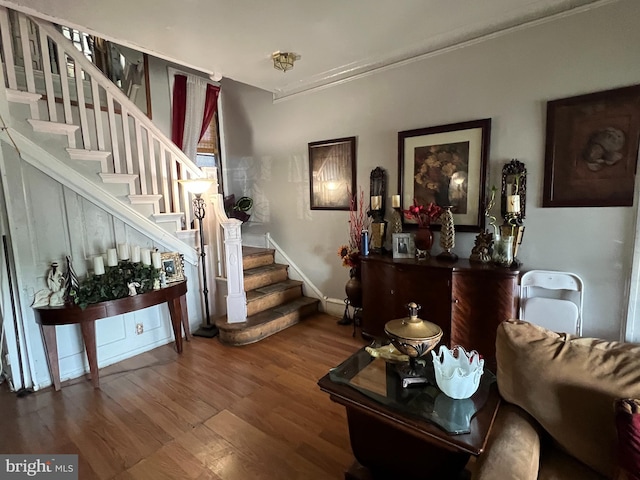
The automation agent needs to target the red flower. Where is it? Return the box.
[403,199,442,227]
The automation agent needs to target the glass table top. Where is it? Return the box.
[328,347,496,435]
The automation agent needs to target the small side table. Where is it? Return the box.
[33,280,190,391]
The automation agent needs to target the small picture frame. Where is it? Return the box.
[160,252,185,283]
[392,233,415,259]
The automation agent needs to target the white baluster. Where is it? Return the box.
[135,118,146,194]
[0,7,17,90]
[56,43,73,126]
[121,106,133,175]
[17,14,38,119]
[38,31,56,122]
[160,145,170,212]
[75,66,91,149]
[90,77,105,151]
[147,130,158,195]
[106,91,121,173]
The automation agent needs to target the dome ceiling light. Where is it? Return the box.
[271,51,300,72]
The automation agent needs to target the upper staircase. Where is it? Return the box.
[0,7,205,262]
[216,247,319,345]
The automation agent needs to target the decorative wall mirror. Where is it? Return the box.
[501,159,526,224]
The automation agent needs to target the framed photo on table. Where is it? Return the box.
[398,119,490,232]
[309,136,356,210]
[392,233,415,259]
[160,252,185,283]
[543,84,640,207]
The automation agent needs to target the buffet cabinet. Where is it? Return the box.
[360,255,519,361]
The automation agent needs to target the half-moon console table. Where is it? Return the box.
[33,280,190,391]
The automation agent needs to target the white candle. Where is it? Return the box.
[118,243,130,260]
[93,256,105,275]
[131,245,141,263]
[391,195,400,209]
[152,251,162,269]
[141,248,151,266]
[507,195,521,213]
[371,195,382,210]
[106,248,118,266]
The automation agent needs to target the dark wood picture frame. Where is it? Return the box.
[309,137,356,210]
[543,84,640,207]
[398,119,490,232]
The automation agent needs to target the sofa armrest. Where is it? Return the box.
[473,403,541,480]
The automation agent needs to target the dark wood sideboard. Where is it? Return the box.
[360,255,519,362]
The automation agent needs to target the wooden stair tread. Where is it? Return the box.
[246,279,303,300]
[218,296,319,329]
[242,246,275,257]
[216,297,319,345]
[243,263,287,277]
[242,246,276,270]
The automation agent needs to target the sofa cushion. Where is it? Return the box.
[496,320,640,477]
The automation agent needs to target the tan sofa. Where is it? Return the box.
[473,320,640,480]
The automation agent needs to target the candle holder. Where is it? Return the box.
[501,160,527,267]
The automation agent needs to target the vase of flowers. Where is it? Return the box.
[403,200,442,257]
[339,246,363,308]
[337,188,368,313]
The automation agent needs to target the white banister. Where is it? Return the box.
[0,8,17,90]
[38,27,56,122]
[210,191,246,323]
[75,63,91,149]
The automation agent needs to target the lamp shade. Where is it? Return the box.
[179,178,216,196]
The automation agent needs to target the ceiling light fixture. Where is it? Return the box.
[271,51,300,72]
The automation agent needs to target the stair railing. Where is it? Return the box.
[0,7,247,322]
[0,7,204,230]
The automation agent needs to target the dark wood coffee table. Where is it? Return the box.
[318,348,501,479]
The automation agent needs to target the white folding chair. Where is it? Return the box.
[519,270,584,336]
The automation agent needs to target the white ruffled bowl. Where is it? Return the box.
[431,345,484,399]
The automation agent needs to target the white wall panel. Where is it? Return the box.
[0,140,202,389]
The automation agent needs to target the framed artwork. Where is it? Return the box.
[543,84,640,207]
[392,233,415,259]
[398,119,490,232]
[160,252,185,283]
[309,136,356,210]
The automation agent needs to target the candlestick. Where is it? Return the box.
[131,245,141,263]
[391,195,400,209]
[141,248,151,266]
[118,243,129,260]
[93,256,105,275]
[106,248,118,267]
[152,251,162,269]
[507,195,521,213]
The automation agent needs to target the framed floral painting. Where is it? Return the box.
[398,119,491,231]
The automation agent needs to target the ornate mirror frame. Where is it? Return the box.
[500,159,527,223]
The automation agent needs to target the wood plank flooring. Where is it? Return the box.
[0,314,367,479]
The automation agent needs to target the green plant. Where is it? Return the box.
[73,261,160,309]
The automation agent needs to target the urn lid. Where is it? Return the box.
[384,302,442,341]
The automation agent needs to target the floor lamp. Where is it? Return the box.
[179,178,218,338]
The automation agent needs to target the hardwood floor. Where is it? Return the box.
[0,313,367,479]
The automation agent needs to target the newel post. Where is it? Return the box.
[210,192,247,323]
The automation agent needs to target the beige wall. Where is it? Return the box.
[221,0,640,340]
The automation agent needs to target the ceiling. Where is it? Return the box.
[1,0,615,100]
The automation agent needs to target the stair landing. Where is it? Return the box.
[215,247,320,345]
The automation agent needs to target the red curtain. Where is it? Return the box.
[171,74,187,148]
[199,84,220,141]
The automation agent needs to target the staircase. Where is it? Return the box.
[216,247,319,345]
[0,7,206,264]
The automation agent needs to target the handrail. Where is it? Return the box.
[35,20,204,181]
[0,7,209,231]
